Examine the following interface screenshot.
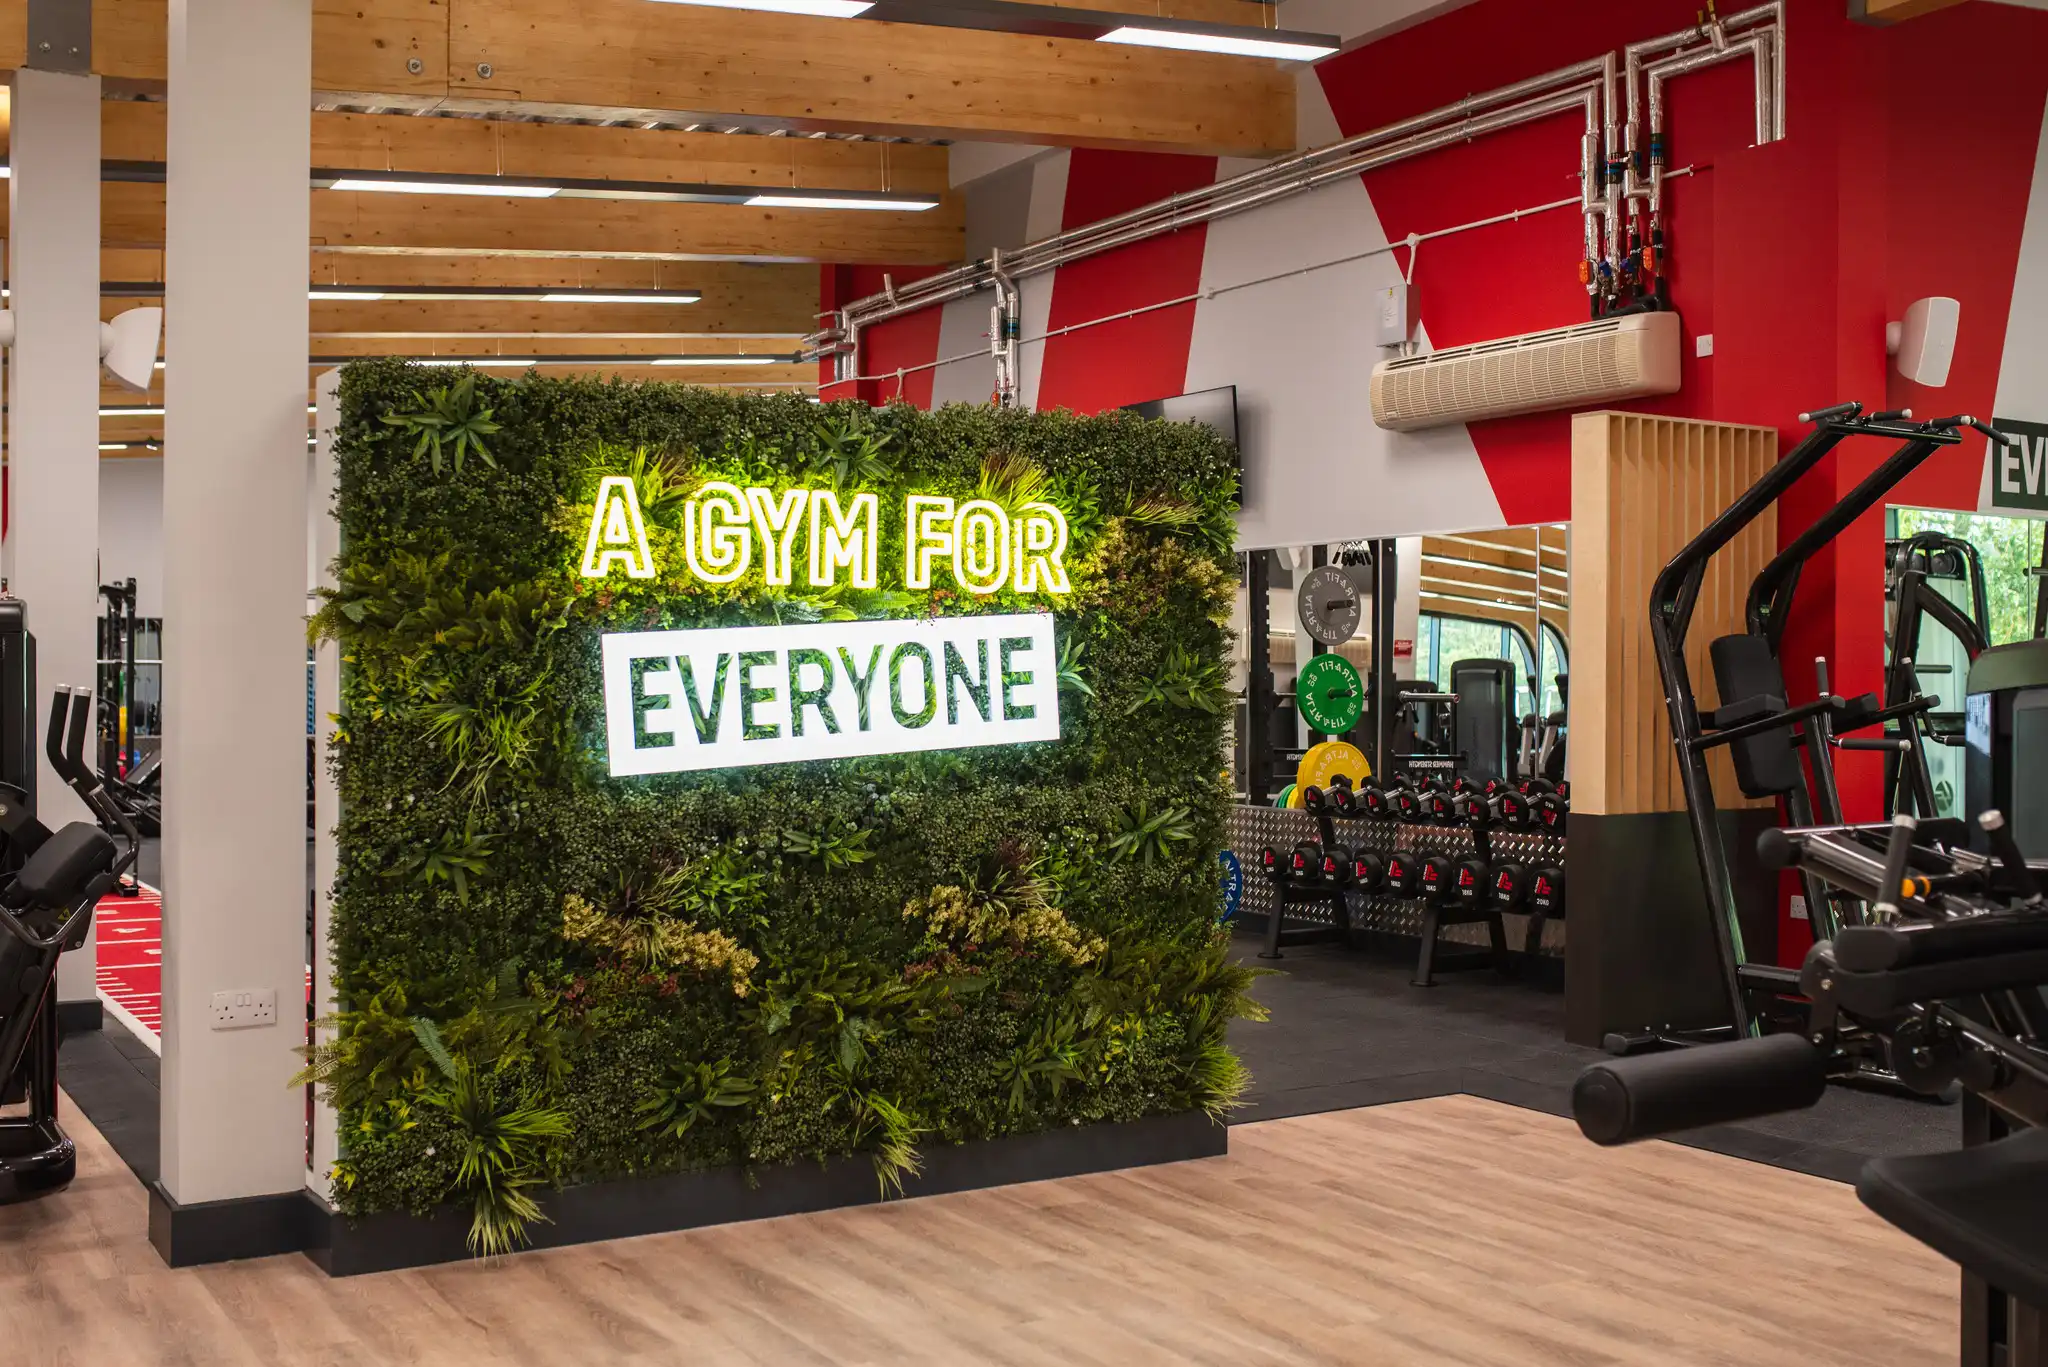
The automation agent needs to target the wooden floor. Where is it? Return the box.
[0,1093,1957,1366]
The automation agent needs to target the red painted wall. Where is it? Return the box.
[1033,149,1218,414]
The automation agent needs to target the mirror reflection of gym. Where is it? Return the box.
[1227,526,1571,987]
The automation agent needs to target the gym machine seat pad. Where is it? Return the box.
[1856,1124,2048,1310]
[5,824,116,910]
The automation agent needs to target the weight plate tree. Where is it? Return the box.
[1297,564,1363,646]
[1297,653,1365,735]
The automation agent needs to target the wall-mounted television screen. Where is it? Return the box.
[1123,386,1239,469]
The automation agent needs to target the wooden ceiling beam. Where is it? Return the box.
[34,182,964,265]
[1852,0,1971,24]
[2,0,1291,156]
[80,101,951,195]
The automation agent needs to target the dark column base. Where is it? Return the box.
[1564,809,1780,1047]
[55,1000,102,1033]
[149,1183,316,1267]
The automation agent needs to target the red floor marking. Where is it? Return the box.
[95,884,162,1037]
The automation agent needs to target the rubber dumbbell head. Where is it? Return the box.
[1536,793,1567,832]
[1301,784,1327,813]
[1453,858,1491,908]
[1417,854,1455,902]
[1490,861,1530,909]
[1383,851,1417,896]
[1359,785,1393,819]
[1259,846,1285,883]
[1321,843,1353,885]
[1351,851,1385,892]
[1528,864,1566,915]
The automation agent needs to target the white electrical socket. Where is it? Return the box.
[1790,895,1809,922]
[211,988,278,1030]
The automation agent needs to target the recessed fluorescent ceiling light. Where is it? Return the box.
[417,358,537,367]
[647,0,874,14]
[326,177,560,197]
[744,193,937,212]
[651,356,779,365]
[1098,26,1337,59]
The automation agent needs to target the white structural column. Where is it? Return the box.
[159,0,311,1211]
[8,68,105,1010]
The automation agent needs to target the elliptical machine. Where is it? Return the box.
[0,599,142,1203]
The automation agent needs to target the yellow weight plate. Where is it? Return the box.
[1296,740,1370,795]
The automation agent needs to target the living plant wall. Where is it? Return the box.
[308,359,1256,1252]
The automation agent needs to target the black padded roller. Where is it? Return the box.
[1573,1034,1829,1146]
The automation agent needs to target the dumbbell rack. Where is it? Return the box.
[1257,806,1354,959]
[1231,802,1568,982]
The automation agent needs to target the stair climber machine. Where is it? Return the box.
[1574,800,2048,1366]
[1617,404,2008,1068]
[0,601,142,1203]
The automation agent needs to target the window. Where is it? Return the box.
[1418,611,1538,717]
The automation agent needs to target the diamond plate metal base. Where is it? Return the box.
[1226,803,1568,956]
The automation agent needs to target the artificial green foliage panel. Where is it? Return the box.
[312,360,1255,1253]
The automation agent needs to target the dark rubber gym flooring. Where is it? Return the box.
[1226,931,1961,1183]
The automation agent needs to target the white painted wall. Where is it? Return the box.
[1185,82,1500,550]
[99,460,165,619]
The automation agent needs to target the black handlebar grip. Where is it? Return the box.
[1867,408,1913,423]
[1573,1034,1829,1146]
[1799,401,1861,424]
[1872,813,1919,921]
[43,690,71,777]
[63,689,93,786]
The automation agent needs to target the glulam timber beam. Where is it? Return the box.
[84,102,951,196]
[101,259,821,337]
[1851,0,1970,24]
[16,182,965,265]
[0,0,1292,155]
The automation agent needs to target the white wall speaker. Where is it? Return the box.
[99,306,163,392]
[1886,296,1960,387]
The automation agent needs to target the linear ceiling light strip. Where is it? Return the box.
[9,161,939,212]
[641,0,1338,60]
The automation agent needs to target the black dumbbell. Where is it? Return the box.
[1426,788,1462,824]
[1452,857,1492,908]
[1496,788,1537,829]
[1350,850,1385,892]
[1259,846,1286,883]
[1358,784,1394,819]
[1535,792,1567,832]
[1383,850,1417,896]
[1288,841,1322,884]
[1301,783,1328,813]
[1395,783,1441,823]
[1320,843,1353,886]
[1528,864,1566,916]
[1417,854,1455,902]
[1490,861,1530,909]
[1451,791,1491,827]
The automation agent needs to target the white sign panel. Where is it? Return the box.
[601,613,1061,776]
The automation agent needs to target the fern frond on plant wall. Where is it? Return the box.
[315,359,1248,1254]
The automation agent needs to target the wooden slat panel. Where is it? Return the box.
[1570,410,1777,816]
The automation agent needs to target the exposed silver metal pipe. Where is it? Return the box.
[811,10,1786,373]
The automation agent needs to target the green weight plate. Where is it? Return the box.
[1296,654,1364,736]
[1274,783,1297,809]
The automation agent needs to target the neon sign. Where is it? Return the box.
[601,614,1060,775]
[581,478,1069,595]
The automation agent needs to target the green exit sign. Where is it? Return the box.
[1990,417,2048,512]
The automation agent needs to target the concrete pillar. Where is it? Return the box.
[7,67,105,1014]
[157,0,311,1229]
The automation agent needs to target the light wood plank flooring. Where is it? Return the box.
[0,1092,1957,1366]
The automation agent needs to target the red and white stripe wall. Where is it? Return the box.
[825,0,2048,547]
[827,0,2048,929]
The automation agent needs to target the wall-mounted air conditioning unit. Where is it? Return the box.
[1369,310,1682,432]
